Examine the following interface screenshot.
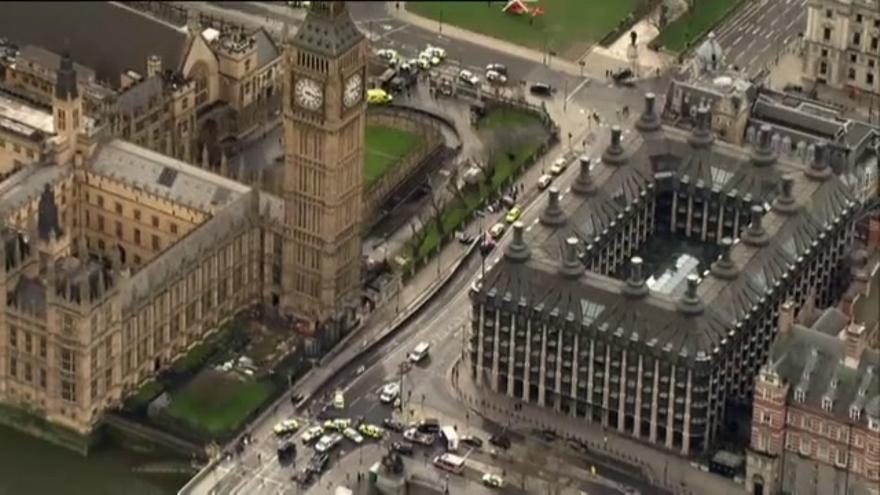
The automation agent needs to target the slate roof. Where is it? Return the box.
[18,45,96,82]
[89,139,249,213]
[769,318,880,422]
[291,2,363,57]
[253,28,281,69]
[476,103,856,358]
[0,2,189,88]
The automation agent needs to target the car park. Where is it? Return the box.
[343,427,364,445]
[485,63,508,76]
[391,440,415,456]
[273,419,300,437]
[486,70,507,85]
[379,382,400,403]
[488,222,505,240]
[549,157,568,176]
[482,473,505,488]
[314,432,343,453]
[505,205,522,224]
[383,418,405,432]
[458,69,480,86]
[301,425,324,444]
[461,435,483,448]
[537,174,553,190]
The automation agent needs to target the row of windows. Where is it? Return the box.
[7,326,47,358]
[0,137,37,159]
[7,358,47,389]
[91,194,181,233]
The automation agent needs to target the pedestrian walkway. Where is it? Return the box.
[450,358,745,495]
[304,444,384,495]
[392,2,671,81]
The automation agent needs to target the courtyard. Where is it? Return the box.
[408,0,642,60]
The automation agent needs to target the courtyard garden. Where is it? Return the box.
[408,0,643,59]
[365,124,423,188]
[652,0,744,53]
[401,105,551,265]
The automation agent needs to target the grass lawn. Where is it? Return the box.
[653,0,743,53]
[163,370,273,438]
[407,107,548,260]
[364,125,422,188]
[408,0,641,59]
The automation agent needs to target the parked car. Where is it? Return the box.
[379,382,400,404]
[537,174,553,190]
[424,45,446,60]
[301,425,324,444]
[488,222,506,239]
[314,432,343,453]
[549,157,568,176]
[358,423,385,439]
[273,419,300,437]
[486,70,507,84]
[322,418,352,431]
[461,435,484,448]
[383,418,406,432]
[403,428,436,446]
[505,205,522,224]
[343,427,364,445]
[529,82,553,96]
[392,440,415,456]
[458,69,480,86]
[489,434,511,450]
[482,473,505,488]
[485,63,508,76]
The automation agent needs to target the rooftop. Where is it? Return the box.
[0,2,189,88]
[89,139,250,214]
[0,90,54,135]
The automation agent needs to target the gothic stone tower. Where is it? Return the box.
[281,1,366,341]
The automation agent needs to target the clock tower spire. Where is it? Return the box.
[281,0,366,347]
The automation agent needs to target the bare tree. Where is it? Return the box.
[427,190,447,238]
[445,166,468,206]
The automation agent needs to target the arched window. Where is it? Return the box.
[191,62,209,107]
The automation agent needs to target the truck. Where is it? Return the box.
[440,425,459,452]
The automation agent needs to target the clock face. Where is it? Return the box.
[343,73,363,108]
[294,77,323,111]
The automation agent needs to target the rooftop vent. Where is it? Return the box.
[687,105,714,149]
[504,222,530,263]
[622,256,649,298]
[710,237,738,280]
[559,237,582,279]
[602,126,626,166]
[751,124,776,167]
[806,141,833,181]
[635,92,661,133]
[572,156,596,196]
[540,188,566,226]
[741,205,769,247]
[677,274,705,315]
[772,175,798,214]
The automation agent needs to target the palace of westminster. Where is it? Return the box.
[0,2,365,436]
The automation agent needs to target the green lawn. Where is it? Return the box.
[365,125,422,188]
[406,107,548,261]
[653,0,743,53]
[163,370,273,438]
[408,0,642,59]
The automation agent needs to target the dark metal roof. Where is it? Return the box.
[0,2,188,88]
[291,1,363,58]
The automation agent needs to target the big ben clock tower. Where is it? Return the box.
[281,0,366,344]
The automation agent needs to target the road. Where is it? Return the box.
[713,0,807,77]
[177,3,672,494]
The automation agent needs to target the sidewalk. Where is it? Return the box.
[392,2,671,80]
[304,444,384,495]
[450,358,745,495]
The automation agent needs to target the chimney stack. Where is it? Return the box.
[636,92,661,132]
[572,155,596,196]
[751,124,777,167]
[147,55,162,78]
[559,237,582,279]
[688,105,714,148]
[677,274,705,315]
[602,126,626,165]
[622,256,649,298]
[844,323,867,369]
[806,141,833,181]
[540,188,566,226]
[772,175,798,214]
[504,222,531,262]
[742,205,769,247]
[777,301,796,335]
[710,237,738,279]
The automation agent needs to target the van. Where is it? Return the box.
[433,453,466,474]
[408,342,430,363]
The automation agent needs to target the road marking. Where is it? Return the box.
[566,78,590,103]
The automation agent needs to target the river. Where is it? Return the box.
[0,425,191,495]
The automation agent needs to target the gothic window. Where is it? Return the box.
[60,348,76,374]
[61,380,76,402]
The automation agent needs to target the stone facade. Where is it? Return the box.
[803,0,880,96]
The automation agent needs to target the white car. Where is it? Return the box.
[537,174,553,190]
[419,51,441,66]
[301,425,324,444]
[425,45,446,60]
[379,382,400,404]
[343,427,364,445]
[416,56,432,70]
[482,473,505,488]
[458,69,479,86]
[486,70,507,85]
[376,48,397,61]
[314,432,343,453]
[272,419,300,437]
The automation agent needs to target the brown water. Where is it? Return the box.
[0,426,190,495]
